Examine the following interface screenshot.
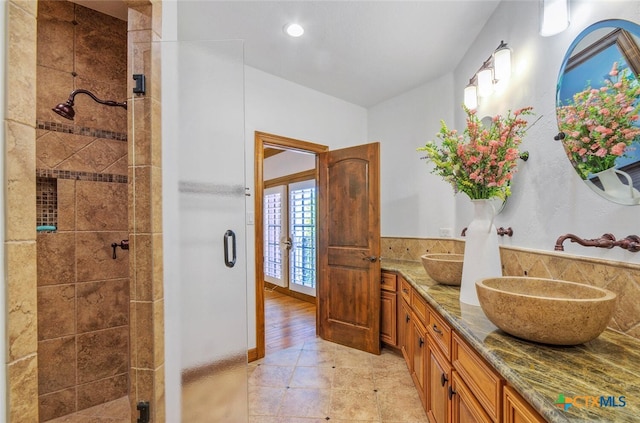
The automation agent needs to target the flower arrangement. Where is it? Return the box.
[418,106,534,200]
[557,62,640,179]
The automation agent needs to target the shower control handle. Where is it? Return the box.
[111,240,129,259]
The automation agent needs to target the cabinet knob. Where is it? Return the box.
[406,314,410,323]
[432,324,443,335]
[419,337,424,348]
[448,386,456,400]
[441,373,448,387]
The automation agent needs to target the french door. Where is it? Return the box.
[264,179,317,297]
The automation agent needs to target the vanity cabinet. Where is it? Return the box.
[381,271,398,346]
[381,270,545,423]
[503,386,546,423]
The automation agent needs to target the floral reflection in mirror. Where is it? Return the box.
[556,19,640,205]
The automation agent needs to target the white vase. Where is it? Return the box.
[592,167,640,203]
[460,199,502,306]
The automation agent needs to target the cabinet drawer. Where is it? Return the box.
[452,332,503,422]
[411,289,428,324]
[381,271,397,292]
[400,275,411,303]
[427,304,452,359]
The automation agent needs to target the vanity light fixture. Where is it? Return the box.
[463,41,512,110]
[284,23,304,37]
[540,0,569,37]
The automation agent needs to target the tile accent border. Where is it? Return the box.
[36,169,128,184]
[36,120,128,142]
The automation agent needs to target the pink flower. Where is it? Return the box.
[610,62,619,77]
[595,148,607,157]
[611,142,627,156]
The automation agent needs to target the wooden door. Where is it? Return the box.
[318,142,381,354]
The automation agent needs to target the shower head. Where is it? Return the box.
[52,89,127,120]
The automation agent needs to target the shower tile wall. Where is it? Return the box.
[36,2,129,421]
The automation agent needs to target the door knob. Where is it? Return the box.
[282,238,292,250]
[362,255,378,262]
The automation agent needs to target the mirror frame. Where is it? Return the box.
[556,19,640,205]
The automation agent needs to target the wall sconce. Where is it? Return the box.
[540,0,569,37]
[463,41,512,110]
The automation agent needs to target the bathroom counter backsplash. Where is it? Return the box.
[381,236,640,342]
[382,258,640,423]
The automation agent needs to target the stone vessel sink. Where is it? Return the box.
[476,277,617,345]
[420,254,463,286]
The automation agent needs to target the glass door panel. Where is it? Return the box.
[264,185,288,287]
[289,180,316,297]
[163,39,247,422]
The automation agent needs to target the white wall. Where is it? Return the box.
[368,73,457,239]
[264,150,316,181]
[372,0,640,264]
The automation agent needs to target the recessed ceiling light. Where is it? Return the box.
[284,23,304,37]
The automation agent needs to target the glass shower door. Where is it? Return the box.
[164,40,247,422]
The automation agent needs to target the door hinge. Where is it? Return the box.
[137,401,150,423]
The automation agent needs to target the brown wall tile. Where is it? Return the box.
[37,232,75,286]
[7,2,37,125]
[38,336,76,394]
[38,0,75,22]
[57,137,126,174]
[77,279,129,332]
[36,12,74,71]
[38,387,76,422]
[132,234,152,301]
[132,301,153,369]
[77,373,128,410]
[36,129,94,169]
[7,242,38,361]
[56,178,76,231]
[76,231,129,281]
[37,284,75,340]
[6,121,36,241]
[8,354,39,423]
[74,6,127,85]
[76,181,128,231]
[77,326,129,384]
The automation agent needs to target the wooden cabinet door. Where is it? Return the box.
[451,372,492,423]
[504,386,545,423]
[380,289,397,346]
[400,299,412,368]
[411,315,428,408]
[427,336,451,423]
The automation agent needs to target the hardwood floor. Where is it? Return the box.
[265,288,317,354]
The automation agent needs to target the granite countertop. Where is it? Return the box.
[382,259,640,423]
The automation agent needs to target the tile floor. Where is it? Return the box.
[45,337,427,422]
[248,337,428,422]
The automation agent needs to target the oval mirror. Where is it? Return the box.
[556,19,640,205]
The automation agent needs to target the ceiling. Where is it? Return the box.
[73,1,502,108]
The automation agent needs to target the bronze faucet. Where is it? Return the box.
[555,233,640,252]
